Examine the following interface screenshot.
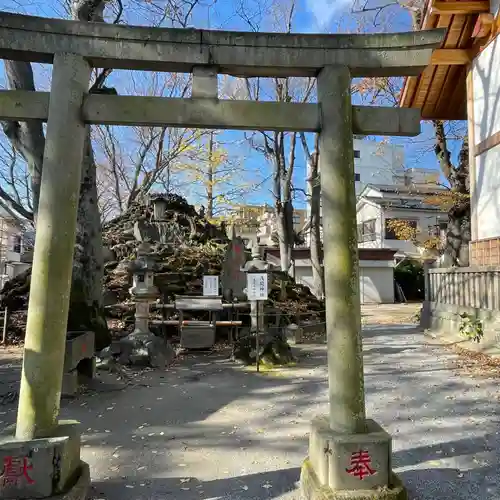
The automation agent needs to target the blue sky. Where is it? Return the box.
[0,0,464,214]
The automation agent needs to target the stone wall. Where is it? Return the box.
[422,266,500,356]
[421,301,500,356]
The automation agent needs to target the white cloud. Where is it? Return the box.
[305,0,354,29]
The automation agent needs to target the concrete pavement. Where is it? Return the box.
[0,318,499,499]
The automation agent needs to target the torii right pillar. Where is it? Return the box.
[300,65,407,500]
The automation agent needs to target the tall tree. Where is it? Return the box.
[432,121,470,265]
[2,0,113,349]
[235,0,315,272]
[174,131,258,219]
[1,0,203,348]
[300,133,324,298]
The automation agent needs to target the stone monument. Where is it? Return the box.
[221,227,248,301]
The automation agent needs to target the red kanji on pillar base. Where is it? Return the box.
[0,456,35,488]
[346,450,377,481]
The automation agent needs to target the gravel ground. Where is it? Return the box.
[1,318,499,499]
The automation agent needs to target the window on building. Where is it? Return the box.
[354,150,361,159]
[428,221,447,237]
[357,219,376,242]
[12,235,22,254]
[293,214,301,226]
[385,218,418,240]
[428,225,439,237]
[354,173,361,181]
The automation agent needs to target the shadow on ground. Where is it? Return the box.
[91,467,301,500]
[2,320,500,499]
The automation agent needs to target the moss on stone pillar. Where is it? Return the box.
[317,65,365,435]
[16,53,91,440]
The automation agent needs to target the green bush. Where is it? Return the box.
[394,259,425,301]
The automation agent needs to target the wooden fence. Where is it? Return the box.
[427,267,500,311]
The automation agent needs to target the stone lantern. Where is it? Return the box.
[241,245,274,277]
[128,241,159,336]
[118,241,174,368]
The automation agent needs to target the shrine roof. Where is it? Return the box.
[399,0,498,120]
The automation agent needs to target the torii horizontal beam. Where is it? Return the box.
[0,12,445,77]
[0,91,422,136]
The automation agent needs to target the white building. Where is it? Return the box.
[305,139,406,209]
[399,0,500,269]
[0,203,32,290]
[265,246,397,304]
[306,139,440,224]
[470,35,500,265]
[352,139,405,194]
[356,184,448,259]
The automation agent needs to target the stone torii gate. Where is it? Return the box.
[0,11,444,500]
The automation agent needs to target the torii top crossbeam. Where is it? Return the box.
[0,11,445,77]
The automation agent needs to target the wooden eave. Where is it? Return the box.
[399,0,497,120]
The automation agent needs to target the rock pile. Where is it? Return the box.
[0,194,325,343]
[0,269,31,342]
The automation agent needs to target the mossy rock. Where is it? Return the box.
[232,331,295,367]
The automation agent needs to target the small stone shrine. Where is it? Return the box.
[133,194,185,244]
[61,331,96,396]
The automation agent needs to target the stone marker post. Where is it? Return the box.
[420,258,434,329]
[0,53,91,499]
[300,65,407,499]
[241,246,270,370]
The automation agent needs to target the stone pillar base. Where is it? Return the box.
[300,460,407,500]
[51,461,90,500]
[0,421,90,499]
[300,416,407,500]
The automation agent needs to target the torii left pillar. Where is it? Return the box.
[0,53,91,499]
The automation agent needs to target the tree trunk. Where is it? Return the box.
[308,149,324,298]
[433,121,470,267]
[206,131,215,219]
[276,201,293,271]
[273,131,296,273]
[300,132,323,297]
[67,129,110,350]
[2,1,111,349]
[2,60,44,217]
